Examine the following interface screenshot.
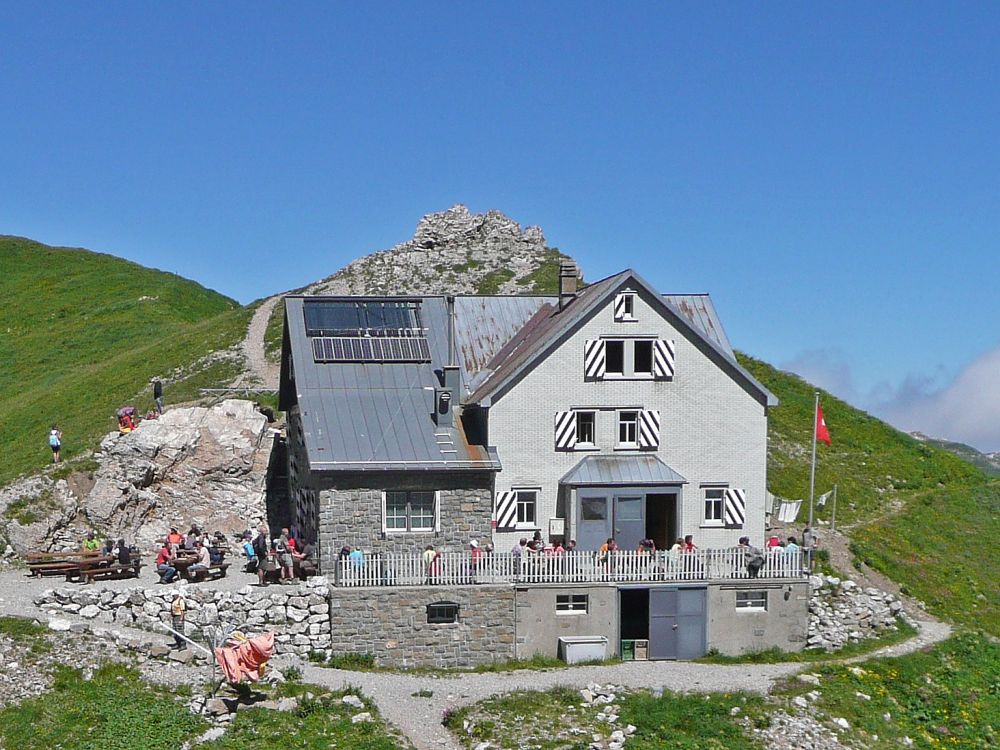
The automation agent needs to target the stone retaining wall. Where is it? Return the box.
[808,574,910,649]
[328,585,516,668]
[33,579,332,656]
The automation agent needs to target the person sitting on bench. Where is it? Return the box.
[156,540,178,583]
[188,541,211,578]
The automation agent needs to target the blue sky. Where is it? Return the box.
[2,3,998,450]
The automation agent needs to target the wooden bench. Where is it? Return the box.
[187,562,229,582]
[80,559,143,584]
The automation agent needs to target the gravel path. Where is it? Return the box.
[234,295,281,389]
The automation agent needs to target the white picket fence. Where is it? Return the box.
[333,548,807,587]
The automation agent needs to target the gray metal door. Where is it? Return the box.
[613,495,645,550]
[578,495,611,551]
[649,587,707,660]
[648,588,678,659]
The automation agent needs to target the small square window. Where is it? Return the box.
[556,594,589,613]
[633,340,653,375]
[581,498,607,521]
[736,591,767,610]
[427,601,460,623]
[515,489,537,526]
[576,411,596,445]
[384,491,436,532]
[605,340,625,375]
[704,488,725,524]
[618,411,638,446]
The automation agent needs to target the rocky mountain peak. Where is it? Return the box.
[307,204,571,296]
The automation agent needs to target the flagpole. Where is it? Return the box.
[807,391,819,533]
[831,483,838,532]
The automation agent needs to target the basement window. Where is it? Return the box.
[556,594,589,614]
[427,601,460,624]
[735,591,768,611]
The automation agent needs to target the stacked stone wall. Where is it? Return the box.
[328,585,515,668]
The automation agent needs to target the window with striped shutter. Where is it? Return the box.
[638,409,660,449]
[554,411,577,450]
[724,488,747,527]
[495,491,517,529]
[613,293,636,321]
[584,339,606,379]
[653,339,676,379]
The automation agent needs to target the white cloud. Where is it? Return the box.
[782,344,1000,453]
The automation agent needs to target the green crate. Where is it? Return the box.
[620,639,636,661]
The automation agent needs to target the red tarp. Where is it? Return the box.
[213,632,274,683]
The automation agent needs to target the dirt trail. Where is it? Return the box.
[233,295,281,390]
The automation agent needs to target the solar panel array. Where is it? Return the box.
[311,336,432,363]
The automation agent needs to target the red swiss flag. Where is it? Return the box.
[816,404,832,445]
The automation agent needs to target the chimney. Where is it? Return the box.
[559,259,578,310]
[437,295,460,429]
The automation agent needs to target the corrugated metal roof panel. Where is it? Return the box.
[662,294,733,356]
[560,454,688,486]
[453,296,554,384]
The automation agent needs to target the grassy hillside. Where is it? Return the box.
[914,434,1000,477]
[0,236,250,484]
[739,354,999,634]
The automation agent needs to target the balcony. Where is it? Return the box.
[331,548,808,587]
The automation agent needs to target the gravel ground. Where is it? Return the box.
[233,294,281,389]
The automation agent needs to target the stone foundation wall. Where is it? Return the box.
[327,585,515,668]
[808,575,910,650]
[33,579,332,656]
[316,471,494,570]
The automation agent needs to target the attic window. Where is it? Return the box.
[303,301,422,337]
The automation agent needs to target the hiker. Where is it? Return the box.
[152,378,164,414]
[423,544,439,583]
[170,593,186,650]
[82,531,100,552]
[48,424,62,463]
[156,540,178,583]
[252,525,270,586]
[740,536,765,578]
[275,528,294,582]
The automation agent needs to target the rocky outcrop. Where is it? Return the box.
[34,578,331,656]
[807,575,910,650]
[0,400,270,553]
[308,204,571,296]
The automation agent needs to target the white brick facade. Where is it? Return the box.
[488,284,768,551]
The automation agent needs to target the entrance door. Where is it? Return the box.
[645,492,678,550]
[578,495,611,551]
[613,495,645,550]
[648,587,707,660]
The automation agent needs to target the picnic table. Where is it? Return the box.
[25,551,142,583]
[171,549,230,582]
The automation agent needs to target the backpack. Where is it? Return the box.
[49,432,60,447]
[252,535,268,558]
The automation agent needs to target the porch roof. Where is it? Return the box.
[560,454,688,486]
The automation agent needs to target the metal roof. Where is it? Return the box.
[560,454,688,485]
[466,270,777,407]
[662,294,733,356]
[284,296,500,472]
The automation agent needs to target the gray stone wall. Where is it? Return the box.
[328,585,515,668]
[286,406,319,544]
[316,472,494,570]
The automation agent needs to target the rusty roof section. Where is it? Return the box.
[662,294,733,356]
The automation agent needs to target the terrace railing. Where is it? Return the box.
[333,548,807,588]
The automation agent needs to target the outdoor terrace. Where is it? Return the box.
[332,548,808,587]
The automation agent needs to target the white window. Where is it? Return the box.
[576,411,596,446]
[703,487,725,525]
[556,593,589,613]
[736,591,768,611]
[515,489,538,527]
[384,491,436,532]
[614,293,637,322]
[618,411,639,447]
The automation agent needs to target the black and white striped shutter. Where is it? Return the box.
[584,340,606,379]
[554,411,577,450]
[638,409,660,449]
[613,293,634,321]
[495,491,517,529]
[724,488,747,527]
[653,339,676,379]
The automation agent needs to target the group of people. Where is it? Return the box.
[155,526,228,583]
[81,530,135,565]
[242,526,316,586]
